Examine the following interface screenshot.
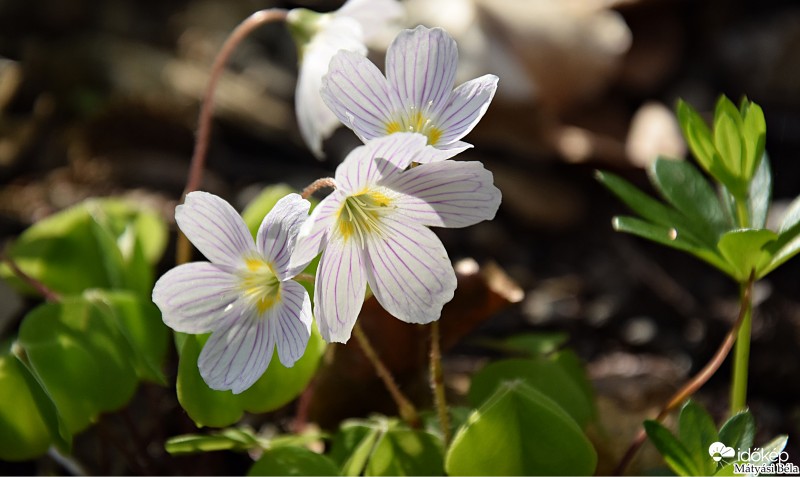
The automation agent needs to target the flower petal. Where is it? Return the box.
[335,0,404,44]
[314,233,367,343]
[386,26,458,117]
[198,304,275,394]
[289,192,343,276]
[411,142,471,164]
[321,50,402,143]
[273,280,312,367]
[256,193,311,279]
[335,133,428,192]
[365,216,456,324]
[152,262,239,334]
[176,191,254,267]
[382,160,501,228]
[295,17,366,158]
[435,74,499,145]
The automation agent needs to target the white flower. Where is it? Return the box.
[288,0,404,158]
[321,25,499,156]
[288,133,501,343]
[152,192,312,394]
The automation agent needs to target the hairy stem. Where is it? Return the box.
[614,272,755,475]
[176,8,289,265]
[352,323,420,428]
[301,177,337,200]
[430,320,451,444]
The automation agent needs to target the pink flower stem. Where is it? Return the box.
[176,8,289,265]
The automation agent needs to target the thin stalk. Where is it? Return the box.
[176,8,289,265]
[735,200,750,228]
[301,177,336,200]
[352,323,420,427]
[730,284,752,414]
[1,246,61,302]
[429,321,451,444]
[614,272,755,475]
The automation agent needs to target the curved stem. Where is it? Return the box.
[176,8,289,265]
[614,272,755,475]
[301,177,336,200]
[430,321,451,444]
[2,246,61,302]
[352,322,420,428]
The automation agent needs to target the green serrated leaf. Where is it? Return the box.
[446,381,597,476]
[740,100,766,182]
[716,229,778,281]
[678,400,720,476]
[468,357,594,427]
[719,411,755,455]
[612,216,733,275]
[644,420,700,476]
[714,97,745,177]
[750,434,788,467]
[649,158,729,245]
[677,100,717,174]
[248,446,339,476]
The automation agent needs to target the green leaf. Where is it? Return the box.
[175,325,326,428]
[649,158,728,245]
[85,290,168,384]
[716,229,777,281]
[248,446,339,476]
[0,199,166,297]
[446,381,597,476]
[644,420,700,476]
[678,400,720,476]
[242,184,300,236]
[714,97,745,177]
[719,411,755,455]
[748,153,771,229]
[175,334,244,428]
[612,216,733,275]
[0,354,53,461]
[502,332,569,356]
[761,194,800,276]
[739,99,766,182]
[468,357,594,427]
[750,435,788,466]
[677,99,717,175]
[165,428,261,455]
[329,420,382,476]
[17,296,141,434]
[366,427,444,476]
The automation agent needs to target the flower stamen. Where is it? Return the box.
[239,257,282,314]
[338,190,393,246]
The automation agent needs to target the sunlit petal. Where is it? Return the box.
[386,26,458,117]
[273,280,312,367]
[256,193,311,279]
[321,51,403,143]
[176,191,254,267]
[435,75,499,145]
[382,160,501,228]
[152,262,239,334]
[198,304,275,394]
[335,0,404,43]
[365,216,456,324]
[335,133,428,191]
[289,192,343,276]
[314,233,367,343]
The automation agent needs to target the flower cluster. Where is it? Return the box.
[153,24,501,393]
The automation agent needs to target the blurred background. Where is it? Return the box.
[1,0,799,474]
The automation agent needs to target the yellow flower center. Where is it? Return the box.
[238,257,281,314]
[337,190,393,246]
[385,107,443,146]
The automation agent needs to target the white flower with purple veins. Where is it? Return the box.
[152,192,312,394]
[321,25,499,156]
[288,0,404,158]
[289,133,501,343]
